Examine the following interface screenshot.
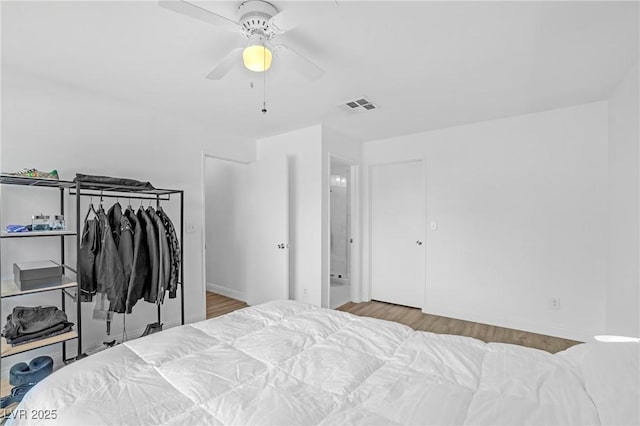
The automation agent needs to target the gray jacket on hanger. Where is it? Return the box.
[156,207,180,299]
[147,206,171,304]
[138,207,159,304]
[125,207,149,313]
[107,203,133,314]
[79,213,98,302]
[95,206,127,313]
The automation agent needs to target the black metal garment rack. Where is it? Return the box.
[71,180,185,358]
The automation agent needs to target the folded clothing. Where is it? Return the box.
[74,173,155,190]
[6,224,31,233]
[2,306,70,340]
[6,322,74,345]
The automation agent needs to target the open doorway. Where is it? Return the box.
[202,154,289,313]
[203,156,249,315]
[329,156,353,309]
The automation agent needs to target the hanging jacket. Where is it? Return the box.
[95,206,127,313]
[124,206,149,314]
[78,215,99,302]
[137,207,159,304]
[156,207,180,299]
[124,207,149,313]
[107,203,123,248]
[147,207,171,304]
[107,203,133,312]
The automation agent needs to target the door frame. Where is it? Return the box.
[324,153,361,309]
[366,158,427,310]
[200,152,251,303]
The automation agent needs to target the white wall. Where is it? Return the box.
[607,61,640,338]
[257,125,323,305]
[0,68,255,373]
[363,102,609,341]
[204,158,249,301]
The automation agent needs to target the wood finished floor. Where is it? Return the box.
[206,292,580,353]
[337,300,581,353]
[206,292,247,319]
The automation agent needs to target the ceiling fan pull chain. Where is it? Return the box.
[262,41,268,115]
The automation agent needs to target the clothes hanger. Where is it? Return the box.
[98,190,105,212]
[84,196,98,221]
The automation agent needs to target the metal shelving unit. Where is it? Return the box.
[0,174,80,363]
[1,230,76,238]
[1,276,78,299]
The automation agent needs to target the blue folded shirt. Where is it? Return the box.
[6,224,31,233]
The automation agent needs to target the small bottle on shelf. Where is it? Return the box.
[31,214,50,231]
[50,215,66,230]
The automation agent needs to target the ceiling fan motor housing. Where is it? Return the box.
[238,0,278,38]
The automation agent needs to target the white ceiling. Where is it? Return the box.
[2,1,638,142]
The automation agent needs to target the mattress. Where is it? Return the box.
[6,300,639,425]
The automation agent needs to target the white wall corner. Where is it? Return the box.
[606,59,640,338]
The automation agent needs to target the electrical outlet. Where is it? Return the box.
[303,288,308,297]
[549,297,561,310]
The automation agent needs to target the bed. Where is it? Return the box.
[6,300,639,425]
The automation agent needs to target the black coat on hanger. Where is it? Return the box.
[137,207,160,304]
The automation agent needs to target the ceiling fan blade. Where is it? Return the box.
[159,0,243,32]
[205,48,243,80]
[268,3,338,35]
[268,10,300,34]
[272,45,324,81]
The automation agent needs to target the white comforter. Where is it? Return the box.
[7,301,639,425]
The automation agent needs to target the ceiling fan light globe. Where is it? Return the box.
[243,45,272,72]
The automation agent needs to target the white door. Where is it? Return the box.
[370,160,425,308]
[245,155,289,305]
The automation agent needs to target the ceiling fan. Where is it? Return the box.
[159,0,325,81]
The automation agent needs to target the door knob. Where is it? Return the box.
[416,240,423,245]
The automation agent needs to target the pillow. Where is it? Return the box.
[559,342,639,426]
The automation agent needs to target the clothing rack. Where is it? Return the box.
[73,180,185,358]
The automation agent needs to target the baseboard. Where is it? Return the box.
[206,283,246,302]
[422,305,593,343]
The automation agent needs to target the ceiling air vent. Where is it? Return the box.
[341,96,377,113]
